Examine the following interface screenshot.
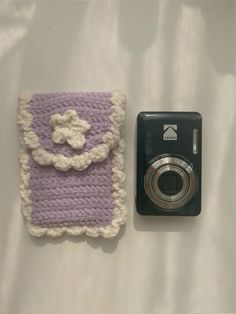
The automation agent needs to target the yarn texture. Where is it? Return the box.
[18,90,127,238]
[50,109,91,149]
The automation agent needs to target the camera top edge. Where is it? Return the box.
[137,111,202,121]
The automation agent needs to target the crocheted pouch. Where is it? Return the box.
[18,90,126,238]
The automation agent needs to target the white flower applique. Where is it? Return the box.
[50,110,91,150]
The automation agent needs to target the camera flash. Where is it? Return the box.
[193,129,199,155]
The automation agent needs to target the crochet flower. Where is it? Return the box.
[50,110,91,149]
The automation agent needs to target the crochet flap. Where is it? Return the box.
[18,91,126,171]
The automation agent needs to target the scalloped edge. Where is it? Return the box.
[18,90,126,171]
[18,91,127,238]
[19,140,126,238]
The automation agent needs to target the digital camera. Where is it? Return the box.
[136,112,202,216]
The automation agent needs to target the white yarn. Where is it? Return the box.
[19,140,126,238]
[18,91,127,238]
[18,90,126,171]
[50,109,91,150]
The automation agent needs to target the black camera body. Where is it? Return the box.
[136,112,202,216]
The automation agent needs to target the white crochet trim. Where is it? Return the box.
[18,90,127,238]
[50,109,91,150]
[19,140,126,238]
[18,90,126,171]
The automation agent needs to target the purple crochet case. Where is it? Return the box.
[18,90,126,238]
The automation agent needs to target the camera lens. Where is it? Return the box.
[157,170,183,196]
[144,156,197,210]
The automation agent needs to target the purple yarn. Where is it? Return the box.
[28,92,114,228]
[30,92,112,157]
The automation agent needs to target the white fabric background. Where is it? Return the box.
[0,1,235,314]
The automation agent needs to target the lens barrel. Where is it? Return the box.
[144,156,197,210]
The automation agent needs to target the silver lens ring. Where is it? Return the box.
[144,156,197,210]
